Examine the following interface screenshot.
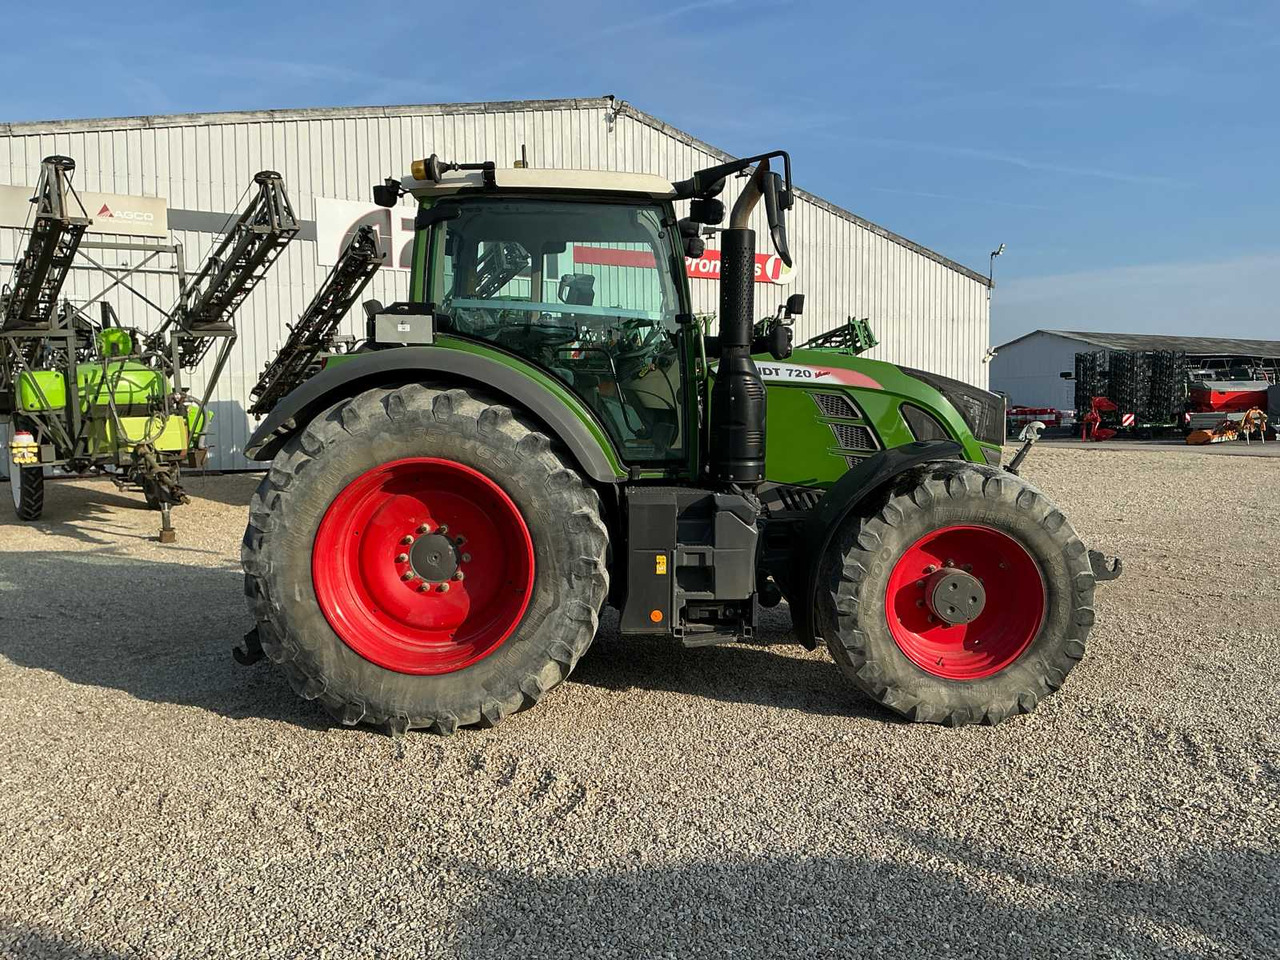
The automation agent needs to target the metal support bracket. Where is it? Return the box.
[1089,549,1123,582]
[233,626,266,666]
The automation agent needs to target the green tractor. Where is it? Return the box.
[240,151,1120,732]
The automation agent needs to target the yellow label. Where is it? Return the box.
[655,554,668,575]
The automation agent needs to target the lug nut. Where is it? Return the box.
[400,535,414,545]
[401,573,415,582]
[417,523,432,535]
[962,563,973,572]
[461,553,471,563]
[395,553,408,563]
[916,579,925,588]
[455,535,467,545]
[454,570,465,581]
[418,582,430,592]
[438,524,449,534]
[924,565,937,574]
[437,583,450,593]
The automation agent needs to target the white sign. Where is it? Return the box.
[754,361,883,389]
[0,184,169,238]
[315,196,416,270]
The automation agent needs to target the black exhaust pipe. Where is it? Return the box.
[709,165,771,486]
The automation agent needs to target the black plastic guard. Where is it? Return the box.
[243,346,622,485]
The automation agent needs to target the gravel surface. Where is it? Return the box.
[1,447,1277,959]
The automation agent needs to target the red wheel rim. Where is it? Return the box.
[312,457,535,675]
[885,525,1045,680]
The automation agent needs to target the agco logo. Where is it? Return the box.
[96,202,155,223]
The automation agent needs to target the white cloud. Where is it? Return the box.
[992,253,1280,342]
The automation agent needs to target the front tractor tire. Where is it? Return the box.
[818,462,1095,726]
[242,384,610,734]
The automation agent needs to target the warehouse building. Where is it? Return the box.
[1,96,992,469]
[990,329,1280,411]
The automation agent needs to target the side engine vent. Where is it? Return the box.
[811,392,862,419]
[901,403,951,441]
[829,422,877,451]
[772,484,822,513]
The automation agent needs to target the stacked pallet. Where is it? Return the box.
[1075,349,1187,427]
[1074,351,1109,414]
[1147,351,1186,424]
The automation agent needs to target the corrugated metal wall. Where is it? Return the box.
[0,98,990,469]
[990,333,1090,411]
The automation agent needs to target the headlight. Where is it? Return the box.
[900,367,1006,446]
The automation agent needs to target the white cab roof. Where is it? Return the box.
[401,166,677,200]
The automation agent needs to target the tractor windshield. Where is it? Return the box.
[427,197,686,463]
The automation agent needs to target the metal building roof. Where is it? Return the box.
[0,96,990,286]
[995,328,1280,357]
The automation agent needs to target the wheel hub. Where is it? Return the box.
[409,533,460,583]
[885,524,1046,680]
[925,568,986,625]
[311,457,535,675]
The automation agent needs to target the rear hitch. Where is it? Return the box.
[233,626,266,665]
[1089,550,1123,582]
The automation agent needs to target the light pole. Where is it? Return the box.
[988,242,1005,286]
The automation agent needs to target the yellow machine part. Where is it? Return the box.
[90,415,190,455]
[8,433,40,465]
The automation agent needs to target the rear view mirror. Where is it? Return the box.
[372,179,401,208]
[785,293,804,317]
[768,323,793,360]
[689,196,724,225]
[762,171,791,268]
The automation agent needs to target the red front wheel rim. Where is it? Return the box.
[885,525,1046,680]
[312,457,535,675]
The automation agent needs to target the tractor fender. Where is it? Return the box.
[791,440,964,648]
[243,347,624,484]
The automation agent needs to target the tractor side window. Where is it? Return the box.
[432,199,685,464]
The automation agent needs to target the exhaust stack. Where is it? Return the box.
[708,157,789,486]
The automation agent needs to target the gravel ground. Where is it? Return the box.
[1,447,1277,959]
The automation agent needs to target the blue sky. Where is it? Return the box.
[1,0,1276,344]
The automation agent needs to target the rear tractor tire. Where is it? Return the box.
[241,384,610,734]
[818,461,1095,726]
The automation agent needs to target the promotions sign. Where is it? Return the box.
[683,248,797,285]
[0,184,168,238]
[573,245,798,285]
[314,196,415,270]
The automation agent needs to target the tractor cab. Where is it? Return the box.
[412,184,691,465]
[375,154,796,480]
